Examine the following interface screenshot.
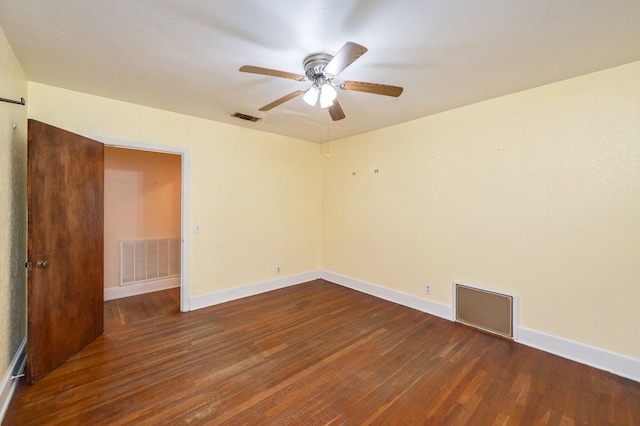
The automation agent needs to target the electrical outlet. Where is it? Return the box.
[276,266,281,274]
[425,284,432,295]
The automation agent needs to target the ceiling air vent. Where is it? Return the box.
[232,112,261,122]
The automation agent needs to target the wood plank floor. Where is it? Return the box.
[4,280,640,425]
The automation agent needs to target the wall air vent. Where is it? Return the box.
[121,239,181,286]
[232,112,261,122]
[454,281,518,340]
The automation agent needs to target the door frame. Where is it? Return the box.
[95,136,191,312]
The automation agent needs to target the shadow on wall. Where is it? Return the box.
[8,119,28,361]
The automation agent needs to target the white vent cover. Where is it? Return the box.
[453,281,518,340]
[120,239,181,286]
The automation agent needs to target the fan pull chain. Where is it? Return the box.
[326,120,331,159]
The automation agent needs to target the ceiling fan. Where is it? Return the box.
[239,42,403,121]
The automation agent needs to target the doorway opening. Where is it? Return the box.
[96,137,190,313]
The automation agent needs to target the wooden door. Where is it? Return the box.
[27,120,104,384]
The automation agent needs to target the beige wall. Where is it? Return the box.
[322,61,640,360]
[0,27,27,378]
[27,82,323,297]
[104,147,182,289]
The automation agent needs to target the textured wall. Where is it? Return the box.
[0,27,27,378]
[322,61,640,360]
[27,82,322,298]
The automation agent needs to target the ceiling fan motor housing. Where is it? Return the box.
[303,53,334,81]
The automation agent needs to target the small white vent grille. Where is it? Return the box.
[120,238,181,286]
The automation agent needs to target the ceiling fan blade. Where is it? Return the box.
[324,42,368,77]
[240,65,306,81]
[328,100,346,121]
[340,81,403,97]
[258,91,305,111]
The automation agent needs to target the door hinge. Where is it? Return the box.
[25,261,32,271]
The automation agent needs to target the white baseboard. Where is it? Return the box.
[320,270,453,321]
[104,277,180,301]
[0,337,26,423]
[517,327,640,383]
[189,270,321,311]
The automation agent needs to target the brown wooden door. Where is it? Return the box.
[27,120,104,384]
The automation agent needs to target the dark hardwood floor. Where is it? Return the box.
[4,280,640,425]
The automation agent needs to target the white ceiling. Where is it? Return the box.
[2,1,640,142]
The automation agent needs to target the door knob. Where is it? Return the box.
[36,260,49,268]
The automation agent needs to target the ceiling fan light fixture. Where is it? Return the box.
[240,41,403,121]
[303,85,320,106]
[319,83,337,108]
